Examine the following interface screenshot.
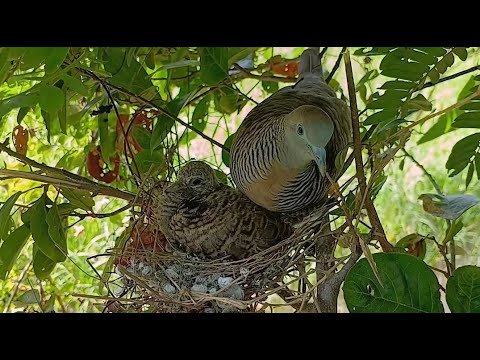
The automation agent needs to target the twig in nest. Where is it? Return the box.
[344,49,393,253]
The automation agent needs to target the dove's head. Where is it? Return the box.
[284,105,334,176]
[168,161,219,196]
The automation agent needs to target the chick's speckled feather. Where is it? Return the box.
[231,48,352,213]
[153,161,293,259]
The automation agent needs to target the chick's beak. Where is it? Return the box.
[312,146,327,176]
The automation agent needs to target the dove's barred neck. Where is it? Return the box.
[230,49,351,213]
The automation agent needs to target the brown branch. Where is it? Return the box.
[344,49,393,253]
[0,169,136,203]
[326,47,347,84]
[3,259,33,313]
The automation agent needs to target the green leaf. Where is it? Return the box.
[150,96,184,151]
[0,192,21,241]
[103,48,154,96]
[33,246,57,280]
[17,107,30,124]
[19,47,50,70]
[60,189,95,212]
[453,47,468,61]
[416,47,447,57]
[460,101,480,111]
[405,94,432,111]
[0,94,39,120]
[417,111,457,145]
[17,289,41,305]
[366,94,404,110]
[44,294,56,313]
[132,126,151,150]
[216,88,239,114]
[262,80,279,94]
[39,85,65,114]
[379,80,415,90]
[427,69,440,84]
[222,133,236,168]
[0,224,31,280]
[45,204,68,257]
[475,153,480,180]
[446,265,480,313]
[418,193,480,220]
[363,110,398,125]
[61,74,89,96]
[466,162,474,189]
[452,112,480,128]
[395,233,427,260]
[199,47,229,85]
[44,47,69,74]
[343,253,444,313]
[445,133,480,176]
[30,194,66,262]
[134,149,165,176]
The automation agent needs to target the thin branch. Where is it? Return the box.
[3,259,33,313]
[344,49,393,253]
[402,148,443,195]
[69,203,133,219]
[0,169,136,203]
[76,66,230,153]
[326,47,347,84]
[418,65,480,91]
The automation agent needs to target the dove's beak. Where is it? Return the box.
[312,146,327,177]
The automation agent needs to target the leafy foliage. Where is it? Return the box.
[0,46,479,312]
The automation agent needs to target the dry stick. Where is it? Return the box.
[344,49,394,253]
[0,142,137,203]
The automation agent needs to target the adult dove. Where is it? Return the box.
[153,161,293,259]
[231,48,351,212]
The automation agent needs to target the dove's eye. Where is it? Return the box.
[297,125,304,136]
[191,178,202,186]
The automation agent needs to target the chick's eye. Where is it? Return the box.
[192,178,202,186]
[297,125,304,136]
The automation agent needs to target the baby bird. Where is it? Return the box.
[153,161,293,260]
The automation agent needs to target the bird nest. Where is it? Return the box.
[101,179,350,313]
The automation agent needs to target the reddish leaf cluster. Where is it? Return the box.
[86,146,120,183]
[270,57,299,77]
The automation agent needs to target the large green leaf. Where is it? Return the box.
[417,111,457,145]
[61,189,95,212]
[44,47,69,74]
[446,266,480,313]
[0,192,21,242]
[98,112,117,164]
[0,94,39,120]
[103,47,154,96]
[61,74,90,96]
[452,112,480,128]
[33,245,57,280]
[134,149,165,176]
[199,47,229,85]
[30,195,66,262]
[0,224,31,280]
[39,85,65,114]
[45,204,68,257]
[343,252,444,313]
